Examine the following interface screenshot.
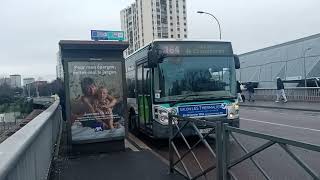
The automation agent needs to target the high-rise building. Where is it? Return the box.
[121,0,188,57]
[23,78,35,86]
[0,77,11,85]
[9,75,21,88]
[56,51,64,79]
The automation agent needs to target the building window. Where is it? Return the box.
[178,34,180,38]
[177,22,180,25]
[184,34,187,38]
[184,28,187,32]
[158,33,161,37]
[177,16,179,19]
[170,16,173,20]
[170,22,173,25]
[184,22,187,26]
[177,27,180,31]
[171,35,174,38]
[171,29,173,32]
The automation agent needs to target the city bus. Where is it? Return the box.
[125,40,240,138]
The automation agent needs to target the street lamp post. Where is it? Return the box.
[197,11,222,40]
[303,47,312,87]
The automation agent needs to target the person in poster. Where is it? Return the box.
[69,61,125,142]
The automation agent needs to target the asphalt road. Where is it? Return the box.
[135,106,320,180]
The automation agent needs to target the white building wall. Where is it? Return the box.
[238,33,320,88]
[56,51,63,79]
[23,78,35,86]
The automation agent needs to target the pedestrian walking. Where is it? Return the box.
[236,81,243,102]
[247,82,255,102]
[276,77,287,103]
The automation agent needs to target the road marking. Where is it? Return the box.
[241,118,320,132]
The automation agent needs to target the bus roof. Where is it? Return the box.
[152,39,231,43]
[125,39,232,59]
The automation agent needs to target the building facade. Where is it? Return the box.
[23,78,35,86]
[121,0,188,57]
[9,75,21,88]
[238,33,320,88]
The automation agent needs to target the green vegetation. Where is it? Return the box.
[0,83,32,114]
[0,78,64,114]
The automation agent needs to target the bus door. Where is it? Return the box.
[136,63,152,131]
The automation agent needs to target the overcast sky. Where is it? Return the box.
[0,0,319,81]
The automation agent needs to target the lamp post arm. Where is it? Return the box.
[203,12,222,40]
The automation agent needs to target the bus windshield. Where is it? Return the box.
[154,56,236,103]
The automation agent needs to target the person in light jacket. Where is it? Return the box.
[236,81,243,102]
[276,77,287,103]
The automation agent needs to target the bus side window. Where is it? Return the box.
[144,67,151,94]
[137,65,143,94]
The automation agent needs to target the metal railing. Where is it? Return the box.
[169,114,320,180]
[243,87,320,102]
[168,115,236,180]
[0,100,62,180]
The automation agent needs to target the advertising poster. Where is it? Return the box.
[67,61,125,142]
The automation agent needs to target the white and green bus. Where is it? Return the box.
[125,40,240,138]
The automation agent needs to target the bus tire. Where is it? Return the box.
[129,111,138,134]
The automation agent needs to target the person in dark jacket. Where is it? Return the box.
[236,81,243,102]
[276,77,287,103]
[247,82,255,102]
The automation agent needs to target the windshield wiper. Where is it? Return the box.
[169,93,201,107]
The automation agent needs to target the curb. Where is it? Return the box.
[240,104,320,112]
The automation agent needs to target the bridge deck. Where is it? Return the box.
[50,149,183,180]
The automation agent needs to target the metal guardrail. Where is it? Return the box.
[244,87,320,102]
[33,97,56,107]
[0,101,62,180]
[169,114,320,180]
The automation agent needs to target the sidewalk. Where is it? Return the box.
[240,100,320,112]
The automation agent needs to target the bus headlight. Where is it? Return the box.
[228,103,239,119]
[155,107,178,125]
[159,108,169,125]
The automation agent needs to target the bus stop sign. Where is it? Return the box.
[91,30,125,41]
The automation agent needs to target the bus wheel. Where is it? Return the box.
[129,112,137,133]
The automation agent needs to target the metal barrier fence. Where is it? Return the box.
[0,101,62,180]
[169,114,320,180]
[243,87,320,102]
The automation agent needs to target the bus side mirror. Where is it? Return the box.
[147,49,164,68]
[234,55,240,69]
[147,49,158,68]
